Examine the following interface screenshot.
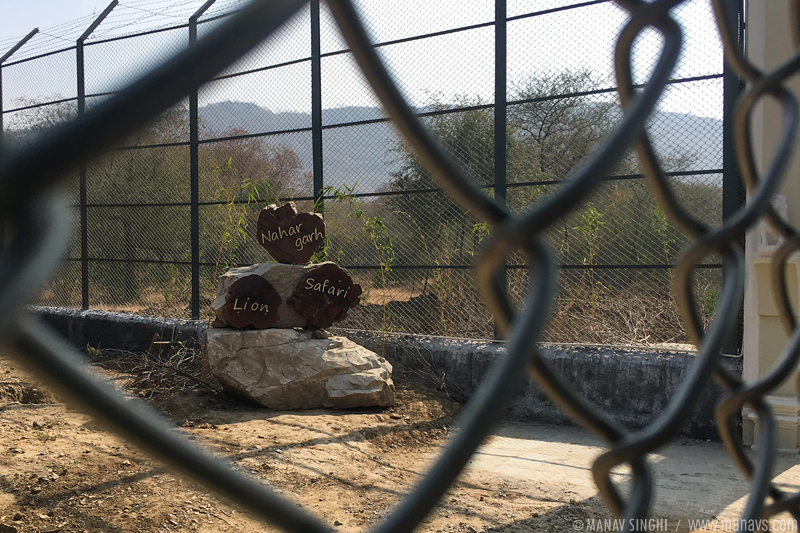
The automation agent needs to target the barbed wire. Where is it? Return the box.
[0,0,252,62]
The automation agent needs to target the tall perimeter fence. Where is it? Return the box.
[0,0,742,346]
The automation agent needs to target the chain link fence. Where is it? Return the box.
[1,0,738,347]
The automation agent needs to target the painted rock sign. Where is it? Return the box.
[223,275,282,329]
[257,202,326,264]
[292,263,362,329]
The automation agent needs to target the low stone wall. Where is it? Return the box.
[33,307,207,354]
[338,330,741,441]
[32,307,739,440]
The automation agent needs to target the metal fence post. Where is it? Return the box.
[494,0,507,339]
[0,29,38,253]
[721,0,744,355]
[311,0,323,213]
[78,1,117,311]
[190,0,218,320]
[0,64,2,253]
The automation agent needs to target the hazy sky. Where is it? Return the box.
[0,0,727,119]
[0,1,101,40]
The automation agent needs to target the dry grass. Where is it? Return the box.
[85,340,219,399]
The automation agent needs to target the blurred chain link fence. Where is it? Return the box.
[1,0,738,347]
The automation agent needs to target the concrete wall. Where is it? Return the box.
[343,331,741,441]
[33,307,739,440]
[34,306,207,354]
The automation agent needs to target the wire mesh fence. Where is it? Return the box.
[10,0,800,530]
[1,0,737,347]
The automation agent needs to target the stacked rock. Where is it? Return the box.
[207,202,394,410]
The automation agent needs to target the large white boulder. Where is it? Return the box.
[206,328,395,410]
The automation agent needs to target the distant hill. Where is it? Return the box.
[646,111,723,175]
[199,100,724,192]
[200,101,399,192]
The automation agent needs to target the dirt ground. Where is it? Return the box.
[0,346,640,533]
[4,345,793,533]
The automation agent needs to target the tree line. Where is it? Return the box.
[9,70,720,343]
